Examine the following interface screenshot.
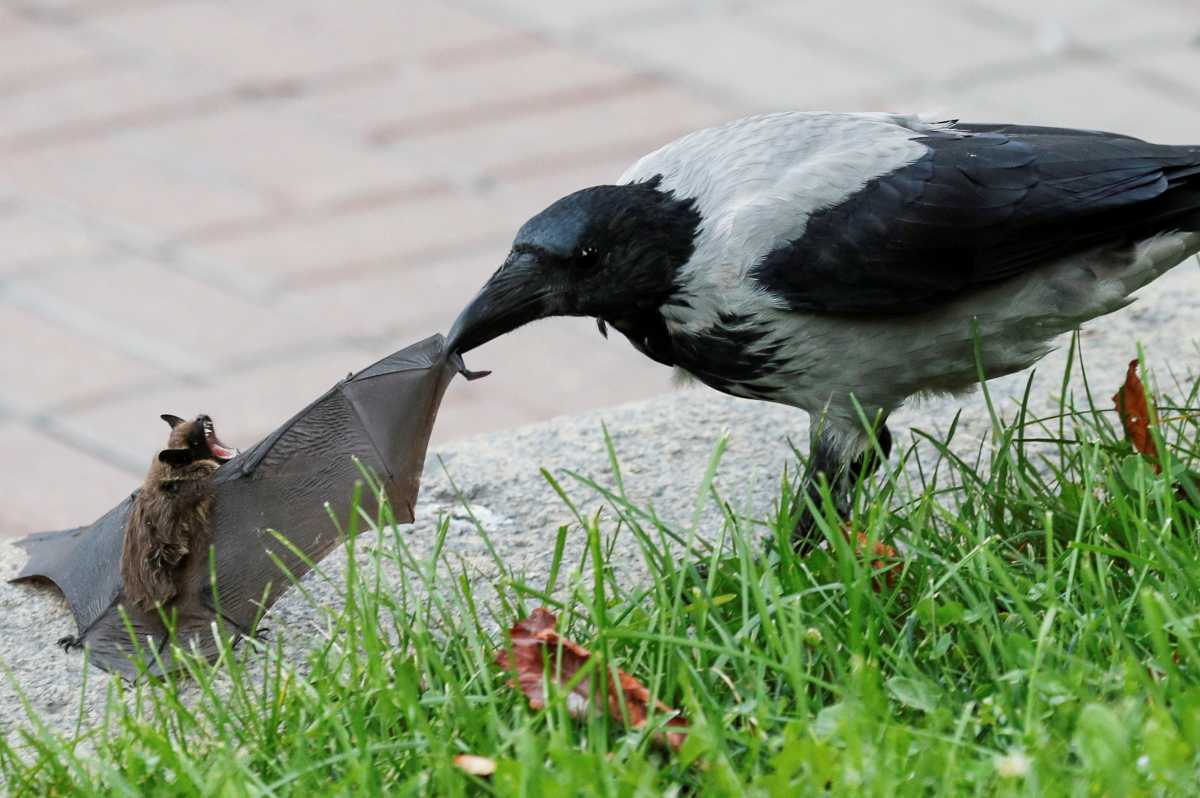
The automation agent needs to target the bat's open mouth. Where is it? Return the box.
[202,417,240,462]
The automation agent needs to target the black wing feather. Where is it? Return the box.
[752,126,1200,314]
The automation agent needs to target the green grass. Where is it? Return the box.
[3,348,1200,797]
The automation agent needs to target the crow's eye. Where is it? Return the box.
[574,245,601,269]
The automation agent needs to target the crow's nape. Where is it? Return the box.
[790,418,893,552]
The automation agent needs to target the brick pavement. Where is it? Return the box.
[1,0,1198,537]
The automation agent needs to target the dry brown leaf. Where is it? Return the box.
[496,608,688,750]
[1113,359,1161,472]
[452,754,497,777]
[841,527,900,590]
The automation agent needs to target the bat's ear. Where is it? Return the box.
[161,414,186,428]
[157,448,196,466]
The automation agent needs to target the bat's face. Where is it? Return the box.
[159,414,240,466]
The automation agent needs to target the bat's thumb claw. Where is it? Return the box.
[450,352,491,381]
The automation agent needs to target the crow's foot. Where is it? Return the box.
[789,424,892,553]
[789,478,850,554]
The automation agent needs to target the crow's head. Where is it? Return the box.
[448,177,699,354]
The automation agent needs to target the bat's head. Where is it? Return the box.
[158,413,240,467]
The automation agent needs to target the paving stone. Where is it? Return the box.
[457,0,698,35]
[596,9,888,110]
[890,60,1200,144]
[0,6,21,31]
[378,83,731,180]
[0,19,107,95]
[89,0,513,85]
[184,187,512,286]
[245,0,519,65]
[1136,43,1200,110]
[269,155,639,340]
[86,3,380,84]
[3,136,274,239]
[23,257,330,368]
[323,318,675,447]
[274,245,508,346]
[0,424,139,539]
[2,274,213,377]
[438,314,674,437]
[0,203,106,272]
[751,0,1036,88]
[51,345,382,473]
[279,39,641,145]
[956,0,1197,52]
[5,0,152,16]
[500,148,640,191]
[0,61,227,150]
[201,149,644,308]
[0,303,158,412]
[112,106,440,212]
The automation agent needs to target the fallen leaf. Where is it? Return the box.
[886,675,940,712]
[1113,359,1160,472]
[452,754,497,777]
[496,608,688,750]
[842,527,901,589]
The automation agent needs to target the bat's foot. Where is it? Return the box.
[56,635,81,652]
[252,627,271,643]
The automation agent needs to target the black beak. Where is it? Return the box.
[447,251,552,360]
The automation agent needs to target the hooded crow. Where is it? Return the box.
[448,112,1200,544]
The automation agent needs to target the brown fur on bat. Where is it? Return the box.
[120,414,239,612]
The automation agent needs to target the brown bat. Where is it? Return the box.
[10,335,461,678]
[119,413,240,613]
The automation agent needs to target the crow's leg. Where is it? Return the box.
[847,423,893,486]
[790,430,851,553]
[791,419,892,553]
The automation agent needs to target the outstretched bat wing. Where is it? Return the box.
[10,335,457,677]
[203,334,456,635]
[13,497,181,677]
[13,496,132,635]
